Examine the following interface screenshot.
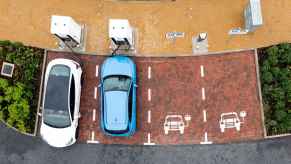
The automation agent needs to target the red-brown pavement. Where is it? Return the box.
[46,50,264,145]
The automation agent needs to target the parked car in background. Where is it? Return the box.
[40,58,82,148]
[99,55,137,136]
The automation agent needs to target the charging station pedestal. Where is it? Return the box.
[50,15,86,52]
[109,19,136,54]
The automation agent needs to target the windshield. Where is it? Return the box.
[103,75,131,92]
[43,65,71,128]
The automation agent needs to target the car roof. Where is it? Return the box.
[44,67,71,113]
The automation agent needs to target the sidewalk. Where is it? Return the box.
[0,0,290,56]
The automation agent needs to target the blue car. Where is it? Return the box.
[99,56,137,136]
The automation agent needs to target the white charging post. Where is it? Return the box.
[50,15,86,51]
[109,19,135,52]
[229,0,263,35]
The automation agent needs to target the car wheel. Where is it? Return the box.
[75,126,80,139]
[81,74,84,86]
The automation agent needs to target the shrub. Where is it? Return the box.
[0,40,43,133]
[259,43,291,135]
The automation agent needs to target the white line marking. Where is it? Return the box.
[148,88,151,101]
[91,131,95,141]
[86,131,99,144]
[87,140,99,144]
[200,132,213,144]
[92,109,96,121]
[144,133,156,145]
[148,110,151,123]
[148,66,151,79]
[203,110,207,122]
[94,87,97,99]
[96,65,99,77]
[200,65,204,77]
[202,88,205,100]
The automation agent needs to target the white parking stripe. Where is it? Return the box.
[96,65,99,77]
[148,110,151,123]
[87,131,99,144]
[200,132,213,144]
[94,87,97,99]
[92,109,96,121]
[148,88,151,101]
[87,140,99,144]
[203,110,207,122]
[202,88,205,100]
[91,131,95,141]
[148,66,151,79]
[144,133,155,145]
[200,65,204,77]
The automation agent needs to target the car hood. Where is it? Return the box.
[104,91,128,131]
[40,123,75,148]
[102,57,134,77]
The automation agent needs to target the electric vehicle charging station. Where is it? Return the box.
[229,0,263,35]
[50,15,86,52]
[109,19,136,54]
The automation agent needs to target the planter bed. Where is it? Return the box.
[0,40,44,134]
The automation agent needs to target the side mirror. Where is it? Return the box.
[38,112,42,117]
[98,84,101,88]
[134,84,138,88]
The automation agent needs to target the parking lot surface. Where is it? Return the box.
[47,50,264,145]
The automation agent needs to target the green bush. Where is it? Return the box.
[259,43,291,135]
[0,40,43,133]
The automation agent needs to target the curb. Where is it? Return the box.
[46,47,256,58]
[254,49,267,138]
[33,49,47,136]
[0,120,35,137]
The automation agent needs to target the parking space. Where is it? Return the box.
[46,50,264,145]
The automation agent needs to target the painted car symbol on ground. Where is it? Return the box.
[219,111,247,133]
[164,114,191,135]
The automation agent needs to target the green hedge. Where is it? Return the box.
[0,40,43,133]
[259,43,291,135]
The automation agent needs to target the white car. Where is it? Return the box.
[164,115,185,135]
[219,112,241,133]
[40,58,82,148]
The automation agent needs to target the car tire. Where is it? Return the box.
[81,74,84,86]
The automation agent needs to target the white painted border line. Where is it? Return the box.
[94,87,97,99]
[144,133,156,145]
[148,66,151,79]
[96,65,99,77]
[202,88,205,100]
[91,131,95,141]
[92,109,96,121]
[200,65,204,77]
[203,110,207,122]
[87,140,99,144]
[148,88,151,101]
[200,132,213,144]
[148,110,151,123]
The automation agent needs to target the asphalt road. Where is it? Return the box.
[0,123,291,164]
